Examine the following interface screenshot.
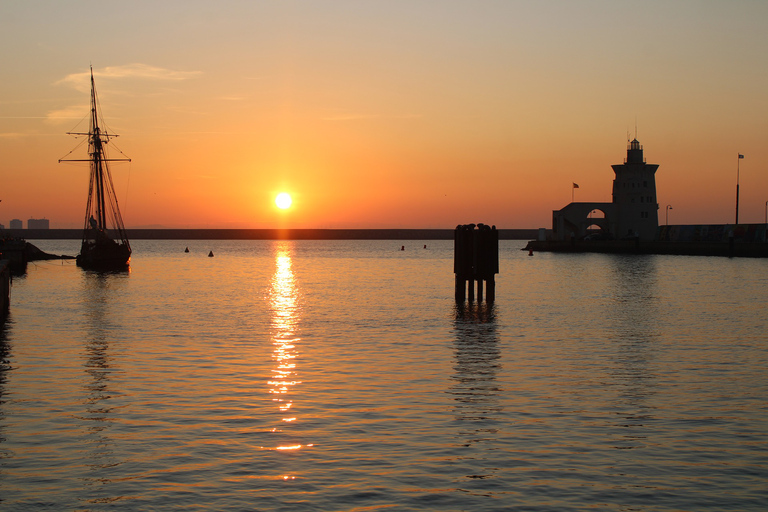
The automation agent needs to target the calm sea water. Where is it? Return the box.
[1,239,766,511]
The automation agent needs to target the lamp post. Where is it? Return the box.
[666,204,673,226]
[765,200,767,225]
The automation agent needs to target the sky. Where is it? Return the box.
[1,0,767,229]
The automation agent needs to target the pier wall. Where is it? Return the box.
[658,224,767,243]
[526,239,768,258]
[4,228,539,241]
[527,223,768,257]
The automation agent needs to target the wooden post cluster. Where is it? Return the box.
[454,223,499,303]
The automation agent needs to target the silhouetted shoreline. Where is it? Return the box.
[4,228,538,241]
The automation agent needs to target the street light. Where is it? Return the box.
[666,204,673,226]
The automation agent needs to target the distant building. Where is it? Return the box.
[551,139,659,241]
[27,218,50,230]
[9,219,22,230]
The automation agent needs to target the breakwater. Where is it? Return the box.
[527,223,768,258]
[525,239,768,258]
[5,228,538,241]
[658,223,767,243]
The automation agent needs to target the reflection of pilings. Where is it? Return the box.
[451,302,502,481]
[454,224,499,303]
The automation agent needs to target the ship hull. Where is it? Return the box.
[76,239,131,270]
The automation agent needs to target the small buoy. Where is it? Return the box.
[208,251,214,257]
[184,247,189,253]
[423,244,427,249]
[401,246,405,251]
[528,249,534,256]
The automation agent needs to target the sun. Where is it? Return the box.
[275,192,292,209]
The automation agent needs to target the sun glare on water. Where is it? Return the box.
[275,193,292,209]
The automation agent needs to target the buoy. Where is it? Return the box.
[528,249,534,256]
[184,247,189,253]
[401,246,405,251]
[423,244,427,249]
[208,251,214,257]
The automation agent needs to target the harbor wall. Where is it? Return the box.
[658,224,767,243]
[525,239,768,258]
[526,224,768,258]
[3,228,539,241]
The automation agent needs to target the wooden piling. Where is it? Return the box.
[486,275,495,303]
[454,223,499,303]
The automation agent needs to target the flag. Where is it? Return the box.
[739,154,744,159]
[573,183,579,188]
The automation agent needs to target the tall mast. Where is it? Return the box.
[59,66,131,249]
[90,66,107,231]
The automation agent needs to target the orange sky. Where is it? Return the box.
[2,1,767,229]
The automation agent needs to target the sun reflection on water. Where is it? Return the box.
[267,242,308,455]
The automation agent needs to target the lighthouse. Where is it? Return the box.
[551,138,660,242]
[611,139,659,240]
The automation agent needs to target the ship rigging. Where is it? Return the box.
[59,66,131,269]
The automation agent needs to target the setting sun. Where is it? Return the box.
[275,193,292,210]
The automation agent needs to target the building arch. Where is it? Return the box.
[553,202,616,240]
[589,209,606,218]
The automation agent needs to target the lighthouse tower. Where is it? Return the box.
[611,139,659,240]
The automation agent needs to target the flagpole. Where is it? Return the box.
[736,153,743,224]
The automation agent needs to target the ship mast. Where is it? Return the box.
[89,68,106,231]
[60,66,131,249]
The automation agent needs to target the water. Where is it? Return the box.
[1,239,766,511]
